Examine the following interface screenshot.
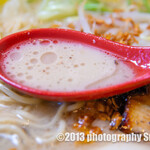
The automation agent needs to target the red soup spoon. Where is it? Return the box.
[0,28,150,102]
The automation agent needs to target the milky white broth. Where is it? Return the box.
[3,39,134,91]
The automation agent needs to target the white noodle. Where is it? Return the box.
[0,103,66,128]
[118,11,150,23]
[34,120,66,143]
[66,102,85,112]
[0,125,32,144]
[78,2,92,33]
[0,83,41,104]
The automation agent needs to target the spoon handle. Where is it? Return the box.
[96,37,150,68]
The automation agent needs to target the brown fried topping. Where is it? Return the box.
[49,14,142,46]
[113,9,124,13]
[115,17,142,36]
[87,15,105,25]
[110,112,123,130]
[101,31,138,45]
[98,112,110,121]
[147,25,150,30]
[71,98,123,137]
[50,24,60,28]
[87,14,142,45]
[67,23,75,29]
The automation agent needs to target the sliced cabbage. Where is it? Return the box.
[38,0,78,21]
[140,30,150,41]
[37,0,150,21]
[37,0,113,21]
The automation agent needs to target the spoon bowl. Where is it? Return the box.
[0,28,150,101]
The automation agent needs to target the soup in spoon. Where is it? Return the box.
[2,38,134,92]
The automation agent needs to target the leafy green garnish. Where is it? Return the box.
[84,2,110,12]
[143,0,150,12]
[127,0,150,13]
[27,0,35,3]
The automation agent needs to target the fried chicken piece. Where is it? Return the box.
[121,95,150,134]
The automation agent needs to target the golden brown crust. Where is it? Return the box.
[121,95,150,134]
[110,112,122,130]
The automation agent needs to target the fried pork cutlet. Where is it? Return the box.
[121,94,150,134]
[70,86,149,137]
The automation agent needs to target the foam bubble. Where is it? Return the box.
[74,65,78,68]
[30,58,38,64]
[80,63,85,66]
[10,75,15,78]
[40,52,57,64]
[11,67,15,69]
[68,78,73,82]
[17,73,23,77]
[28,66,33,70]
[33,51,39,55]
[10,52,21,61]
[7,72,11,75]
[26,75,33,80]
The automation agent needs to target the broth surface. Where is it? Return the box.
[3,39,134,91]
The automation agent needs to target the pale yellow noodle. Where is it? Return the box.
[33,120,66,143]
[0,125,33,144]
[0,102,67,144]
[14,110,49,122]
[66,102,85,112]
[0,83,41,104]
